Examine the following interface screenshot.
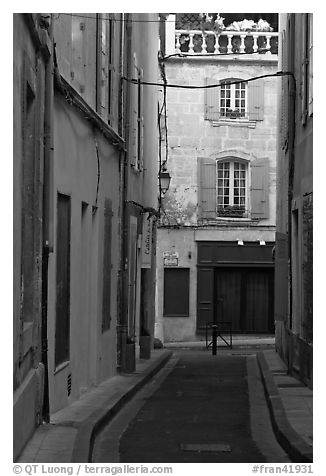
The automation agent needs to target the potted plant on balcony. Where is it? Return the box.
[125,335,136,373]
[140,326,151,360]
[226,108,241,119]
[218,205,245,218]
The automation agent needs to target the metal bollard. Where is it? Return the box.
[212,325,218,355]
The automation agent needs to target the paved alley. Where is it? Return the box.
[92,350,291,463]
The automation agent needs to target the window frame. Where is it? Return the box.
[216,159,249,218]
[220,79,248,120]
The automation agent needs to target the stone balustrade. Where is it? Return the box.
[174,29,279,56]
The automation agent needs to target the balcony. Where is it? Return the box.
[165,14,279,57]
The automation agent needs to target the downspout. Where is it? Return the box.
[117,13,128,370]
[41,13,54,422]
[287,15,296,333]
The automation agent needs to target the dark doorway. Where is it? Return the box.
[55,193,71,367]
[215,267,274,333]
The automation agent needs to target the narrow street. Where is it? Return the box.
[92,350,291,463]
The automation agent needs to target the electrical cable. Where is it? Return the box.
[162,48,275,60]
[123,71,295,90]
[93,132,101,212]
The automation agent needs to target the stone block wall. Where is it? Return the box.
[163,59,278,227]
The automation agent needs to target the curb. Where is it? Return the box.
[256,351,313,463]
[71,350,173,463]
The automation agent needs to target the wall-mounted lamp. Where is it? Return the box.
[259,240,266,246]
[237,240,244,246]
[159,163,171,196]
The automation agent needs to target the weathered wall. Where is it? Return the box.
[47,97,121,413]
[156,55,278,342]
[156,226,275,342]
[13,14,47,459]
[275,14,313,388]
[163,59,278,227]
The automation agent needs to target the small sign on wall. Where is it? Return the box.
[163,251,179,267]
[141,213,152,268]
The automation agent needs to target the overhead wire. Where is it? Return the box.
[123,71,295,90]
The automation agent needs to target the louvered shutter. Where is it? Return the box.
[197,157,216,220]
[250,157,269,219]
[248,78,264,121]
[274,232,288,322]
[204,78,220,120]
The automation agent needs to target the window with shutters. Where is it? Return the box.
[205,77,264,125]
[96,14,115,125]
[129,53,144,171]
[198,156,269,221]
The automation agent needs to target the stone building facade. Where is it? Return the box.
[13,13,160,460]
[156,14,279,343]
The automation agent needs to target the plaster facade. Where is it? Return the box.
[156,16,278,343]
[274,14,313,388]
[13,14,48,459]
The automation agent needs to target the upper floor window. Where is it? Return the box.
[198,156,269,221]
[205,77,264,123]
[220,80,247,119]
[53,13,118,127]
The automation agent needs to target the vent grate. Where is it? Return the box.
[180,443,232,453]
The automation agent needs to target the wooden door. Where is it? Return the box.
[214,267,274,333]
[55,194,71,367]
[215,269,242,331]
[245,269,274,332]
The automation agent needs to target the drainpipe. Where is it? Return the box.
[41,13,54,422]
[117,13,129,371]
[287,15,296,334]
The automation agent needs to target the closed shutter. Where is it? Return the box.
[250,157,269,219]
[130,54,139,167]
[204,77,220,120]
[274,232,288,322]
[53,13,72,82]
[197,157,216,220]
[107,15,115,125]
[96,14,108,119]
[71,14,87,95]
[301,14,308,124]
[280,30,287,146]
[248,78,264,121]
[197,268,214,329]
[102,198,113,332]
[308,14,313,117]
